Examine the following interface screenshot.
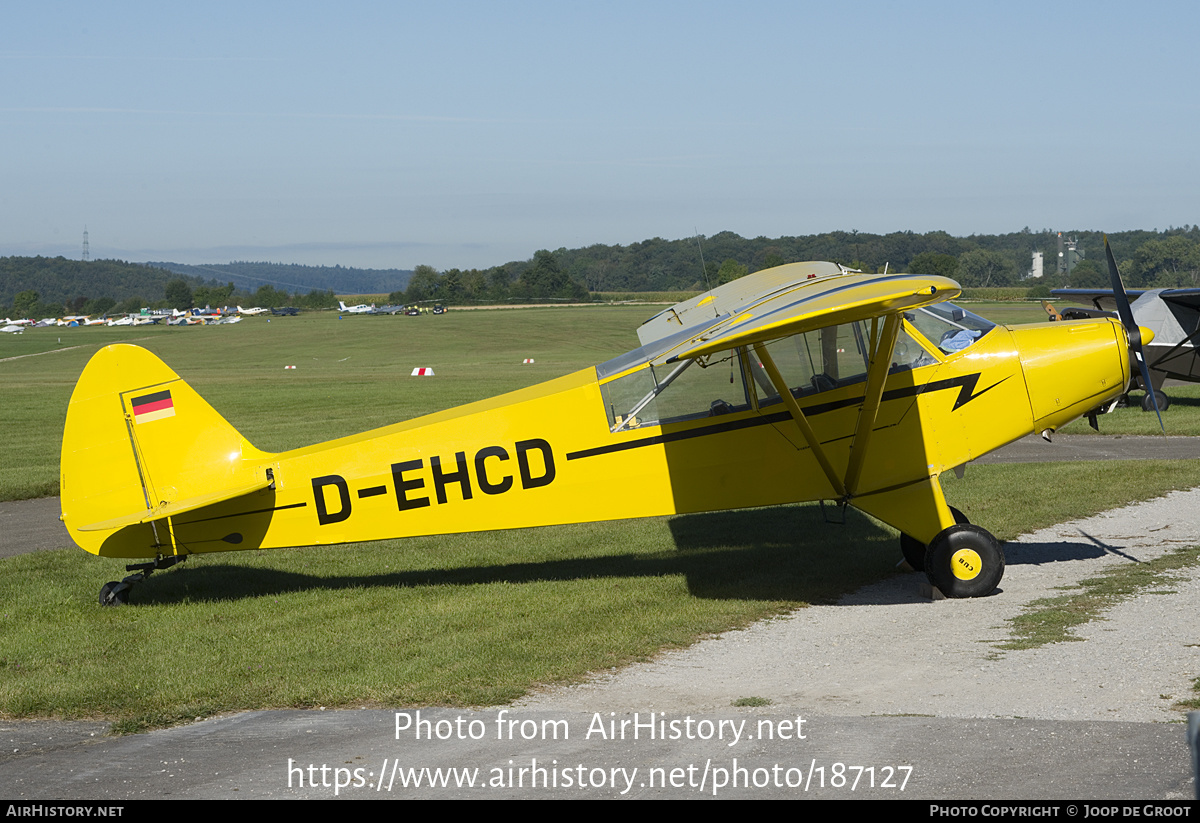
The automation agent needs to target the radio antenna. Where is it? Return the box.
[694,230,718,316]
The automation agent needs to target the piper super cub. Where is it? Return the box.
[61,247,1153,605]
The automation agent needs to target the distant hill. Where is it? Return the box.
[149,261,413,296]
[0,256,192,308]
[0,256,414,315]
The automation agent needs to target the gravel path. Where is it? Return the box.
[516,488,1200,723]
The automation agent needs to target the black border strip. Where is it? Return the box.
[174,500,309,526]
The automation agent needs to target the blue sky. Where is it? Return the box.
[3,1,1198,270]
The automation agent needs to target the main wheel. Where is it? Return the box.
[1141,390,1170,412]
[925,524,1004,598]
[99,581,131,607]
[899,506,969,572]
[900,533,927,571]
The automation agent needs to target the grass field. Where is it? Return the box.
[0,306,651,500]
[1,300,1188,502]
[5,303,1200,730]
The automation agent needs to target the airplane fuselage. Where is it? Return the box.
[62,316,1130,559]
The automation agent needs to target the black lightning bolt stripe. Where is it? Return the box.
[566,372,1008,462]
[887,372,1009,411]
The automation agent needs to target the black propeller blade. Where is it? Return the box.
[1105,235,1164,431]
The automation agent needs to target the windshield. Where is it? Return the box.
[904,303,995,355]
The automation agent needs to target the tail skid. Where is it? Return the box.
[61,344,274,557]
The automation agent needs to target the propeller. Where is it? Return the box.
[1105,235,1164,431]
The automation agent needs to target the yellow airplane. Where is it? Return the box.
[60,253,1151,606]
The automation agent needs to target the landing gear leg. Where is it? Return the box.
[98,554,187,606]
[899,506,968,572]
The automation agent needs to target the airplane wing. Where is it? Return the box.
[1156,288,1200,311]
[649,267,960,364]
[1050,288,1148,312]
[1051,287,1200,310]
[1052,287,1200,332]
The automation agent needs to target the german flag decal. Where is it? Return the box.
[131,389,175,423]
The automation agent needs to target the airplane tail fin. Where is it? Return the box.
[60,344,274,557]
[338,301,348,311]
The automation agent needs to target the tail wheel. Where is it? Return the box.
[99,581,131,607]
[899,506,969,572]
[925,524,1004,598]
[1141,390,1169,412]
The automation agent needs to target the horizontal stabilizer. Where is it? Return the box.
[77,474,274,532]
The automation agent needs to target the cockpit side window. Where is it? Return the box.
[749,323,871,406]
[890,327,939,372]
[598,310,966,431]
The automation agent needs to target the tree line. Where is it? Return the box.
[6,226,1200,317]
[387,227,1200,305]
[390,250,590,306]
[152,260,413,296]
[0,256,340,318]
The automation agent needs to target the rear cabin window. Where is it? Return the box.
[749,321,935,407]
[601,350,752,431]
[599,315,953,431]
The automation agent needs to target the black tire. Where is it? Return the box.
[899,507,969,572]
[900,532,927,571]
[1141,390,1169,412]
[925,524,1004,598]
[99,581,130,607]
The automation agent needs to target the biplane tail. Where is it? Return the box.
[60,344,274,556]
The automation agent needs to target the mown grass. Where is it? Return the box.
[1058,386,1200,435]
[6,304,1200,730]
[0,299,1178,502]
[5,460,1200,731]
[939,459,1200,540]
[965,300,1054,325]
[0,306,654,500]
[1,504,902,732]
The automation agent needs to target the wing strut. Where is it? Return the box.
[752,342,847,498]
[844,313,902,497]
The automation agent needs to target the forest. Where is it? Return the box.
[387,226,1200,305]
[4,226,1200,317]
[0,257,357,318]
